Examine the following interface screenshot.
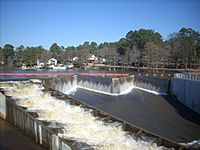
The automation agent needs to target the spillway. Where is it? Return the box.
[0,80,165,150]
[43,75,200,148]
[45,75,165,96]
[1,75,200,149]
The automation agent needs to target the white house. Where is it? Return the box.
[21,63,26,69]
[72,57,79,62]
[88,55,98,61]
[48,58,57,66]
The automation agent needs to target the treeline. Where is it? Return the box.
[0,27,200,69]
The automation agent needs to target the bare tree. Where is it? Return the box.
[144,42,160,70]
[41,51,52,66]
[106,43,118,70]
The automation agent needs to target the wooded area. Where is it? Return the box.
[0,27,200,69]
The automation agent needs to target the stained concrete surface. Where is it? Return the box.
[71,88,200,143]
[0,118,46,150]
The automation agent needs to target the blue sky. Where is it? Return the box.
[0,0,199,49]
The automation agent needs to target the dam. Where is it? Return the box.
[0,72,200,149]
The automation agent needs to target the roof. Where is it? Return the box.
[49,58,57,61]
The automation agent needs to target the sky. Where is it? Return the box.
[0,0,200,49]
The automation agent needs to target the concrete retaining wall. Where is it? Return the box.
[0,93,73,150]
[170,78,200,114]
[132,76,200,114]
[0,92,6,119]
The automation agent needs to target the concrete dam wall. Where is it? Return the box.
[44,75,134,95]
[44,75,170,96]
[0,79,186,149]
[170,78,200,114]
[44,75,200,114]
[131,75,200,114]
[1,75,199,149]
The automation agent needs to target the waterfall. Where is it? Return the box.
[46,75,168,96]
[132,75,169,95]
[77,80,113,95]
[48,76,134,96]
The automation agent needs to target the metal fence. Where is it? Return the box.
[174,73,200,81]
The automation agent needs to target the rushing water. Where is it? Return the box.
[50,76,166,96]
[56,79,134,96]
[50,76,134,96]
[0,80,164,150]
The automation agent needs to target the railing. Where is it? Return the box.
[175,73,200,81]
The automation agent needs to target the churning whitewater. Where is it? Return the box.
[0,80,164,150]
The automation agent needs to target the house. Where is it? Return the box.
[88,55,98,61]
[48,58,57,66]
[88,55,98,63]
[72,57,79,62]
[21,63,26,69]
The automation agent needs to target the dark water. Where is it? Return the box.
[71,88,200,143]
[0,69,111,81]
[0,69,120,74]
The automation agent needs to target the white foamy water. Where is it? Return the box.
[0,80,164,150]
[54,78,134,96]
[180,139,200,149]
[133,86,167,96]
[77,79,134,96]
[51,77,166,96]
